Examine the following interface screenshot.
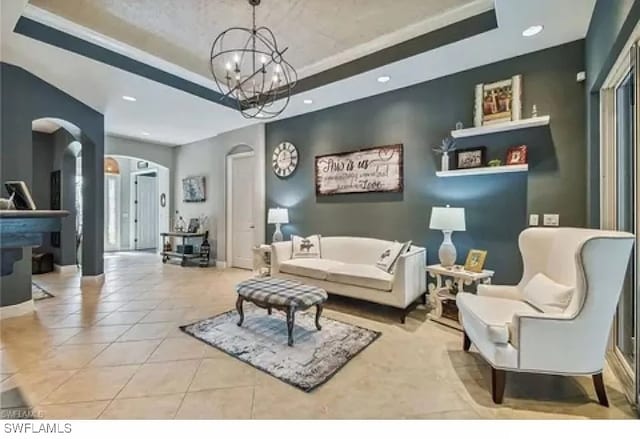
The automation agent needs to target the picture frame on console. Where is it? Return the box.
[464,249,487,273]
[454,147,486,170]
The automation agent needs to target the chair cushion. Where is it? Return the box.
[279,258,343,280]
[457,293,540,345]
[522,273,574,313]
[327,264,394,291]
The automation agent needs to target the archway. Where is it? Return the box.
[103,154,171,253]
[31,117,96,276]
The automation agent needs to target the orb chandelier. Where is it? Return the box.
[209,0,297,119]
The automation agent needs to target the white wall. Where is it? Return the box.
[173,124,265,265]
[105,135,174,170]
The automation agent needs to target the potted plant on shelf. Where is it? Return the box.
[433,136,457,172]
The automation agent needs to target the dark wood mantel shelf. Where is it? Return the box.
[0,210,69,276]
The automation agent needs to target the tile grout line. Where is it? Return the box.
[173,357,203,419]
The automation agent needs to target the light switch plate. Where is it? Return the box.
[543,214,560,226]
[529,214,539,226]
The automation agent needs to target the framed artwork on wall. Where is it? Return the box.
[315,144,403,195]
[182,176,206,202]
[474,75,522,127]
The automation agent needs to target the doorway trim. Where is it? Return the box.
[599,20,640,408]
[226,151,256,267]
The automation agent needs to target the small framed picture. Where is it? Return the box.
[474,75,522,127]
[506,145,528,165]
[187,218,200,233]
[455,147,487,170]
[464,249,487,273]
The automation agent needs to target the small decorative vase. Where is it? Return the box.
[441,153,450,172]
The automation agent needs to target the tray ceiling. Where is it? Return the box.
[29,0,484,79]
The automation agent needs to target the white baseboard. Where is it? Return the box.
[54,264,79,274]
[81,273,105,286]
[0,300,35,319]
[215,260,227,268]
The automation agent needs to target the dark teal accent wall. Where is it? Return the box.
[266,41,586,285]
[585,0,640,226]
[0,62,104,307]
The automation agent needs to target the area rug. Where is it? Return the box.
[180,305,381,392]
[31,282,54,301]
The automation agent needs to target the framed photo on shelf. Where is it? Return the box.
[464,249,487,273]
[474,75,522,127]
[506,145,528,165]
[454,146,487,170]
[187,218,200,233]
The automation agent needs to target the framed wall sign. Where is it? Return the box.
[315,144,403,195]
[474,75,522,127]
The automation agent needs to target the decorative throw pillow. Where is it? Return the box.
[292,234,321,259]
[376,241,411,273]
[522,273,574,313]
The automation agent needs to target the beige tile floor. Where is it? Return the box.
[0,252,636,419]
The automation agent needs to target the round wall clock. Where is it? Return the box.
[272,141,299,178]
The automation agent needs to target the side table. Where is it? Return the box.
[252,245,271,277]
[426,264,494,330]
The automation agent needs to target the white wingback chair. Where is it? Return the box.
[456,227,634,405]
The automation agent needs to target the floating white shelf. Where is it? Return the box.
[451,116,550,138]
[436,164,528,178]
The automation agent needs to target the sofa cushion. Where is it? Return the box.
[279,258,342,280]
[327,264,394,291]
[522,273,574,313]
[457,293,540,345]
[292,234,321,259]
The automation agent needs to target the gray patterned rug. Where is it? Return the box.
[181,305,380,392]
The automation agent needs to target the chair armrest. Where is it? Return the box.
[270,241,292,275]
[477,284,523,301]
[391,247,426,307]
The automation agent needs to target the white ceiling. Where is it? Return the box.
[1,0,596,146]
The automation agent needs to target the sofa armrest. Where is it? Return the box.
[391,247,426,308]
[270,241,292,276]
[477,284,523,301]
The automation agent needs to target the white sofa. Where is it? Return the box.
[457,227,635,405]
[271,236,426,322]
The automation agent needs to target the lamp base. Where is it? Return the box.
[272,223,283,242]
[438,230,457,267]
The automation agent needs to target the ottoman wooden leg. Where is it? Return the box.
[286,306,296,346]
[267,307,272,315]
[236,296,245,326]
[315,304,323,330]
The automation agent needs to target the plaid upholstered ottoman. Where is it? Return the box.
[235,277,328,346]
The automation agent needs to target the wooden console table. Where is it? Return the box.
[426,264,494,330]
[160,231,206,267]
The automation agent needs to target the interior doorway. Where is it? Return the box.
[103,155,170,253]
[226,151,255,269]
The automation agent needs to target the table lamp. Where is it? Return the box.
[429,205,466,267]
[268,208,289,242]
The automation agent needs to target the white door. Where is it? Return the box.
[230,154,255,269]
[134,173,158,250]
[104,174,120,251]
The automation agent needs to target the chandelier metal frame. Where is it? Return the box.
[209,0,297,119]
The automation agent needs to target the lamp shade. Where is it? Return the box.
[429,206,466,231]
[267,208,289,224]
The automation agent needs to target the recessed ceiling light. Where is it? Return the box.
[122,95,137,102]
[141,131,150,136]
[303,99,313,104]
[522,25,543,37]
[377,75,391,83]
